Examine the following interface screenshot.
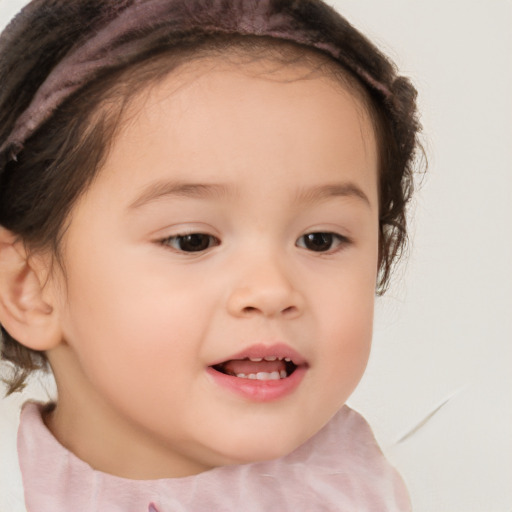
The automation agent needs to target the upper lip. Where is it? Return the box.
[208,343,308,367]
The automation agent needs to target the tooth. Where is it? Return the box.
[264,356,277,361]
[245,372,286,381]
[284,358,291,362]
[249,357,263,362]
[253,371,282,381]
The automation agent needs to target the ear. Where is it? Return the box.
[0,227,62,351]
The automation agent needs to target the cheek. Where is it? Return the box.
[314,270,375,396]
[59,254,211,392]
[324,300,373,374]
[59,286,209,432]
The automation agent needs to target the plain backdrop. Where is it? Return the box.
[0,1,511,511]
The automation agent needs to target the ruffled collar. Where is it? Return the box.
[18,402,410,511]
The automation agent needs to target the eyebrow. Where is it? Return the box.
[294,183,371,207]
[128,179,371,210]
[128,181,231,209]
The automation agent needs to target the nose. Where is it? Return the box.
[226,254,304,319]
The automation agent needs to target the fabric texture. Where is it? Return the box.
[18,402,411,512]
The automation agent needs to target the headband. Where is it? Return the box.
[0,0,392,163]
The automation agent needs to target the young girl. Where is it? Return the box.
[0,0,421,510]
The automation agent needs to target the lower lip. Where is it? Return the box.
[206,366,307,402]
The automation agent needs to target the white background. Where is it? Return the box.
[0,1,511,511]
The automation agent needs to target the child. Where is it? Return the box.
[0,0,421,510]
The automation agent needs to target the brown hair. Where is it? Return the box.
[0,0,422,393]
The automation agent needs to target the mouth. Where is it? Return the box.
[207,344,308,402]
[211,355,299,381]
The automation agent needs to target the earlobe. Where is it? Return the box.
[0,227,62,351]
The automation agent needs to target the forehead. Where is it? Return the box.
[93,53,379,205]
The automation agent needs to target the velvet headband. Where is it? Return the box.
[0,0,392,163]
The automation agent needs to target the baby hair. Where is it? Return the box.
[0,0,421,394]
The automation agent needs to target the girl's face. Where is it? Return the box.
[46,57,380,478]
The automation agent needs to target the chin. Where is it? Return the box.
[211,428,310,467]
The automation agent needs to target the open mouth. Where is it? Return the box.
[211,356,299,381]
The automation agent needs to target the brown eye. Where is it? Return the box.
[163,233,219,252]
[297,232,345,252]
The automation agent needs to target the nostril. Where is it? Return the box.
[242,306,258,314]
[242,305,298,316]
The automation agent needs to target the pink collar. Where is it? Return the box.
[18,402,410,512]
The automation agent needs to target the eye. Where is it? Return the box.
[296,232,348,252]
[161,233,220,252]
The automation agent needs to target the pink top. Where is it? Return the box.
[18,402,411,512]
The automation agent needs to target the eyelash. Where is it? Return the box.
[160,233,221,253]
[159,231,350,254]
[296,232,350,253]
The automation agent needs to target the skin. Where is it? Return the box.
[41,57,380,479]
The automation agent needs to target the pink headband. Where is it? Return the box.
[0,0,392,162]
